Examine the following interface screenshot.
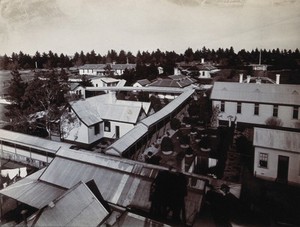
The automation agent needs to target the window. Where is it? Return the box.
[259,153,268,168]
[254,103,259,115]
[104,121,111,132]
[293,106,299,119]
[273,105,278,117]
[221,101,225,112]
[237,102,242,114]
[94,123,100,135]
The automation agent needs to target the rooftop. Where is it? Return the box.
[210,82,300,105]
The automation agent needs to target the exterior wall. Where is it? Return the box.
[103,121,135,139]
[213,100,300,128]
[133,83,143,88]
[63,122,90,144]
[61,111,103,145]
[198,70,211,78]
[79,69,97,76]
[254,147,300,185]
[71,87,85,99]
[114,69,124,76]
[91,78,104,87]
[87,123,104,144]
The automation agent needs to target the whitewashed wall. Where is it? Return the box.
[254,147,300,185]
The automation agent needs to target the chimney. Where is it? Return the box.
[108,91,116,103]
[239,74,243,83]
[276,74,280,84]
[201,58,205,64]
[246,75,251,83]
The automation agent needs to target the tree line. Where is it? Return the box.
[1,47,299,71]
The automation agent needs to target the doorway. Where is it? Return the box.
[277,155,289,183]
[115,126,120,139]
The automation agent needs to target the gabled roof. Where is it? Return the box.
[107,89,195,155]
[210,82,300,106]
[177,61,218,71]
[253,127,300,153]
[148,77,196,88]
[0,168,65,209]
[110,63,136,70]
[100,77,120,83]
[70,94,150,126]
[116,100,151,114]
[0,148,206,226]
[34,181,109,227]
[79,64,106,70]
[135,79,151,86]
[69,82,82,91]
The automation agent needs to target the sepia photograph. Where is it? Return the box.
[0,0,299,226]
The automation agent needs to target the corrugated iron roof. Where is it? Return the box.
[106,89,194,156]
[1,148,206,225]
[79,64,106,70]
[141,89,194,127]
[0,129,67,154]
[253,127,300,153]
[85,86,185,94]
[101,77,120,83]
[106,124,148,155]
[35,181,109,226]
[211,82,300,106]
[110,63,136,70]
[136,79,151,86]
[149,77,196,88]
[70,94,147,126]
[0,169,65,209]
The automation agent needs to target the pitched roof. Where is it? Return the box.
[107,89,195,155]
[253,127,300,153]
[79,64,106,70]
[34,181,109,226]
[70,94,149,126]
[0,129,67,154]
[148,77,196,88]
[69,82,81,91]
[210,82,300,106]
[136,79,151,86]
[0,169,65,209]
[100,77,120,83]
[0,148,206,226]
[110,63,136,70]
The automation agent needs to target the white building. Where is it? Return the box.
[79,64,106,76]
[79,63,136,76]
[253,127,300,186]
[133,79,151,88]
[61,93,151,148]
[175,59,220,79]
[210,82,300,128]
[69,83,85,99]
[92,77,124,88]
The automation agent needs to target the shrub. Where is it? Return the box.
[161,136,173,151]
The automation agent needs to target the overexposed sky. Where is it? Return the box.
[0,0,299,55]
